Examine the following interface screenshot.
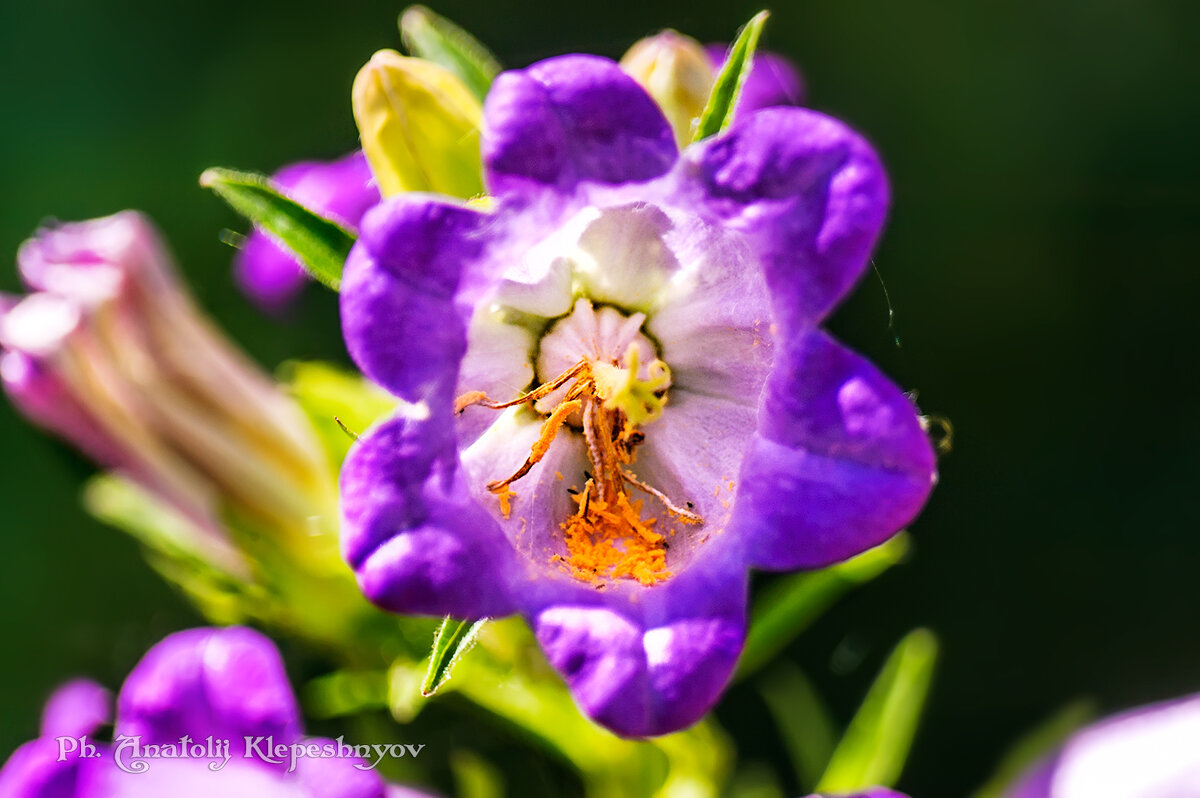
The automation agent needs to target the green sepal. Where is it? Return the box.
[693,10,769,141]
[200,167,354,292]
[422,615,488,696]
[399,5,501,101]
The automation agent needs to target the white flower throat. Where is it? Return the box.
[456,298,698,585]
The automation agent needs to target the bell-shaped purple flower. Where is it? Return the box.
[1006,694,1200,798]
[338,55,936,737]
[0,627,434,798]
[234,151,379,311]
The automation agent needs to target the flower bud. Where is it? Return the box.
[352,49,484,198]
[2,212,336,568]
[620,30,716,147]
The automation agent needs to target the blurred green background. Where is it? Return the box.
[2,1,1199,795]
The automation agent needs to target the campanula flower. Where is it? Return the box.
[0,627,434,798]
[1005,693,1200,798]
[338,54,936,737]
[234,151,380,311]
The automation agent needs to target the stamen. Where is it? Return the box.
[486,399,581,492]
[454,361,588,414]
[461,346,700,586]
[620,469,702,523]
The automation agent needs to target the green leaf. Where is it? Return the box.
[399,5,501,101]
[969,700,1096,798]
[199,167,354,291]
[738,534,910,680]
[693,10,769,141]
[817,628,939,793]
[759,663,838,790]
[422,616,488,696]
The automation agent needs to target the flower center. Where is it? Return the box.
[455,299,700,586]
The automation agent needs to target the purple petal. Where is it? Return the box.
[533,540,747,737]
[233,233,309,314]
[483,55,677,203]
[340,410,517,618]
[0,739,82,798]
[737,330,936,570]
[16,211,176,303]
[676,107,889,329]
[340,196,487,405]
[705,44,806,118]
[116,627,301,745]
[292,738,386,798]
[1005,693,1200,798]
[40,679,112,739]
[235,151,378,312]
[0,350,131,471]
[76,757,304,798]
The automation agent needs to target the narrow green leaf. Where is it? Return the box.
[969,700,1096,798]
[422,616,488,696]
[759,663,838,790]
[693,10,769,141]
[400,5,501,101]
[199,167,354,292]
[738,534,910,680]
[817,628,939,793]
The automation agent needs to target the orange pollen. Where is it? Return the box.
[456,356,700,586]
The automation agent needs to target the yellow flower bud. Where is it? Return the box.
[352,49,484,198]
[620,31,716,148]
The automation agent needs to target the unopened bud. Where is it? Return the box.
[352,49,484,198]
[620,31,716,147]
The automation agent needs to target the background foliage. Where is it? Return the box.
[2,1,1199,796]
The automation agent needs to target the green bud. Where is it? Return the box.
[352,49,484,198]
[620,31,716,148]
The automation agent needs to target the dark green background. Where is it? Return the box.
[2,1,1199,796]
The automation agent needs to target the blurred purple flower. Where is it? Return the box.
[1006,694,1200,798]
[0,627,434,798]
[0,211,333,557]
[338,54,935,737]
[706,43,806,118]
[234,151,379,312]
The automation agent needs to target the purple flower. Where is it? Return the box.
[0,627,434,798]
[234,151,379,311]
[1006,694,1200,798]
[338,55,936,736]
[706,43,806,118]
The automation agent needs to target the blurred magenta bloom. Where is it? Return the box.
[0,211,333,553]
[1006,694,1200,798]
[0,627,433,798]
[706,42,806,118]
[338,54,935,736]
[234,151,379,311]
